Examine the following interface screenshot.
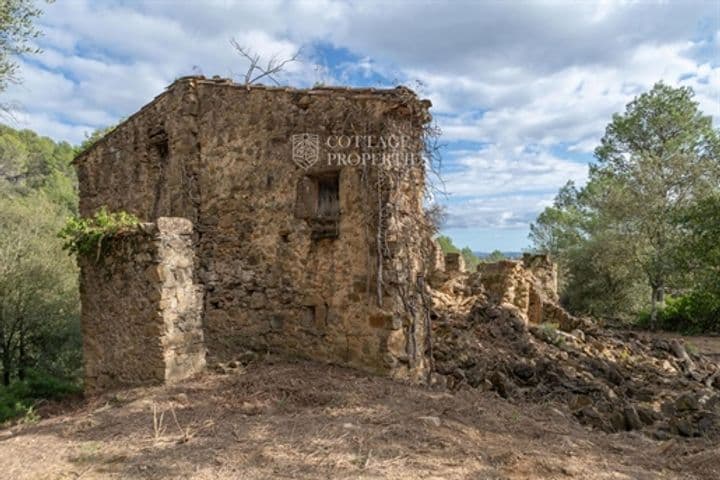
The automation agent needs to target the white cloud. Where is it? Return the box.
[445,145,588,197]
[443,193,555,230]
[0,0,717,248]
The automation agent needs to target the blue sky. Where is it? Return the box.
[5,0,719,251]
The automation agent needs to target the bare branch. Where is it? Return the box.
[230,38,300,86]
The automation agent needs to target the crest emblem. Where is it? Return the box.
[292,133,319,169]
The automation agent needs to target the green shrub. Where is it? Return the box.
[59,206,140,260]
[636,292,720,334]
[0,370,81,423]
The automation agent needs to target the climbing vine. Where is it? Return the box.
[59,207,141,260]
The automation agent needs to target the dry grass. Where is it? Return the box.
[0,357,717,479]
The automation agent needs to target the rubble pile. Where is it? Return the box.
[429,258,720,439]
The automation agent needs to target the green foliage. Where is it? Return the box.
[0,123,85,422]
[59,207,141,259]
[0,124,77,211]
[483,250,506,262]
[529,181,587,257]
[0,0,46,103]
[435,235,458,254]
[675,194,720,297]
[0,370,81,423]
[537,322,564,347]
[0,194,80,385]
[636,293,720,334]
[531,83,720,329]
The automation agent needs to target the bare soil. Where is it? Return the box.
[1,356,718,480]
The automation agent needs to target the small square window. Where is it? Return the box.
[295,171,341,240]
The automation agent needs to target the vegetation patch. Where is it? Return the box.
[0,370,81,423]
[530,83,720,332]
[59,207,141,260]
[636,293,720,334]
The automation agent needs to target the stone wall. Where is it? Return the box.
[191,81,431,380]
[476,257,572,327]
[75,81,201,223]
[75,77,433,387]
[80,217,205,392]
[444,252,466,273]
[522,253,558,302]
[476,260,531,315]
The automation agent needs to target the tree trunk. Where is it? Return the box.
[649,284,665,330]
[18,331,26,382]
[2,356,10,386]
[656,285,665,309]
[650,288,658,330]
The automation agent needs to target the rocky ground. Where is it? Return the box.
[1,357,719,480]
[430,274,720,441]
[2,266,718,479]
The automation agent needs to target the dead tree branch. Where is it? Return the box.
[230,39,300,86]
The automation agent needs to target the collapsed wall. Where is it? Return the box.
[476,254,573,328]
[80,218,205,392]
[429,253,720,439]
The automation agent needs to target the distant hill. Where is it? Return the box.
[474,251,524,260]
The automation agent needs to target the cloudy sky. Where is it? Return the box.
[6,0,719,251]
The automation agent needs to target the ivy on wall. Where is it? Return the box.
[59,207,140,260]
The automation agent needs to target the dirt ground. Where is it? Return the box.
[657,333,720,358]
[1,353,719,480]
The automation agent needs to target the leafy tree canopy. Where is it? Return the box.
[531,83,720,329]
[0,0,46,97]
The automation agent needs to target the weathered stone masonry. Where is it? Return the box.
[80,217,205,392]
[76,76,433,391]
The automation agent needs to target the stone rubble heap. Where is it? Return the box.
[429,255,720,439]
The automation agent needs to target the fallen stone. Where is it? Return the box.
[609,411,626,432]
[490,371,512,399]
[419,415,442,427]
[675,393,700,412]
[624,406,643,431]
[671,417,695,437]
[511,361,535,382]
[636,406,659,425]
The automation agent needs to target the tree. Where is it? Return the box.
[435,235,457,254]
[0,194,79,385]
[529,181,587,257]
[679,193,720,290]
[671,193,720,330]
[531,179,648,317]
[0,0,45,103]
[593,83,720,325]
[0,125,76,211]
[484,250,506,262]
[531,83,720,326]
[0,124,79,388]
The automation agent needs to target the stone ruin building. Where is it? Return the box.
[75,75,574,394]
[75,76,434,392]
[68,77,720,441]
